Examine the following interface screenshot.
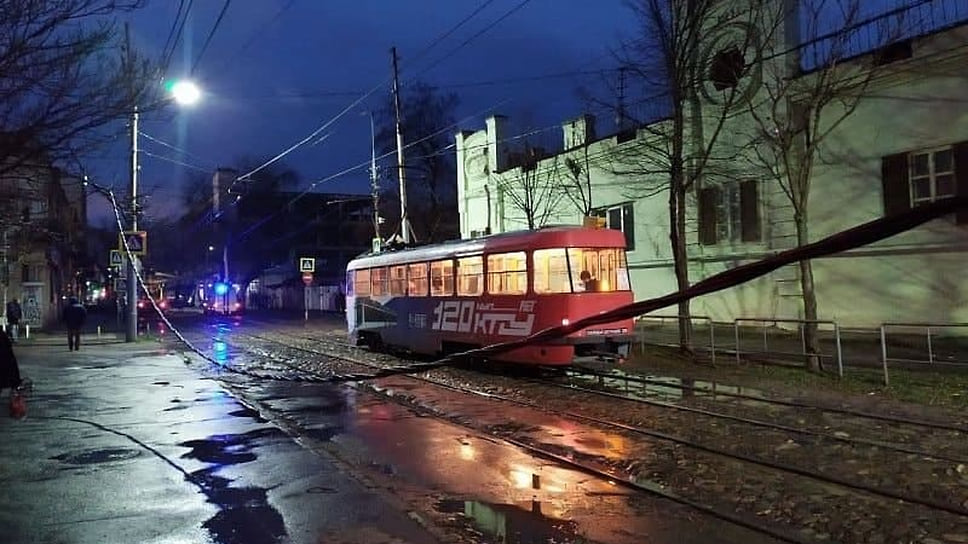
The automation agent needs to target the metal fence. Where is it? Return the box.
[633,313,968,384]
[635,314,718,365]
[733,318,844,377]
[878,322,968,385]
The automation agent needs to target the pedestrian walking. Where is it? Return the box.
[63,297,87,351]
[5,298,22,343]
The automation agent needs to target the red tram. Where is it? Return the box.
[345,226,636,366]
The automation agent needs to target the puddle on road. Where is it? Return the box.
[437,498,584,544]
[178,427,287,544]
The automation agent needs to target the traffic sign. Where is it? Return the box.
[119,231,147,255]
[302,272,313,286]
[110,249,123,266]
[299,257,315,273]
[114,278,127,292]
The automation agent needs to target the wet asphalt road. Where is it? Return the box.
[0,337,435,544]
[185,314,788,544]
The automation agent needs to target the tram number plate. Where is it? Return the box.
[430,300,536,337]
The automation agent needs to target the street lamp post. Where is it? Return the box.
[125,79,201,342]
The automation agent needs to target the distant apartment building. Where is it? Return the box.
[456,1,968,328]
[1,164,87,327]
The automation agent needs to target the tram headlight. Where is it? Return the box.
[561,318,570,326]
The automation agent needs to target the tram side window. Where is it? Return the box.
[456,256,483,296]
[355,269,371,297]
[389,265,407,296]
[430,259,454,296]
[346,271,354,296]
[487,252,527,295]
[370,267,388,296]
[408,263,428,296]
[567,248,631,292]
[533,248,571,294]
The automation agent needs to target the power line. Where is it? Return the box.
[232,100,511,243]
[412,0,535,80]
[160,0,187,67]
[407,0,498,66]
[139,150,212,173]
[191,0,233,75]
[161,0,194,75]
[138,131,216,168]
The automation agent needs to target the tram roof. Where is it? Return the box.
[347,226,627,270]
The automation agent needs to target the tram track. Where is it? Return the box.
[183,324,968,543]
[177,327,811,544]
[243,321,968,459]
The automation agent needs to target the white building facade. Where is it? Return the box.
[456,2,968,328]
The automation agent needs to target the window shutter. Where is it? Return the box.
[740,180,761,242]
[698,187,719,245]
[881,152,910,217]
[953,141,968,225]
[622,203,635,250]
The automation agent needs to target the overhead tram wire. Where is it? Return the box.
[190,0,233,75]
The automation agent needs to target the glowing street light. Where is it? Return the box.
[170,79,201,106]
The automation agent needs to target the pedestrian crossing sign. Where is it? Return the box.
[110,249,123,266]
[299,257,315,273]
[119,231,147,255]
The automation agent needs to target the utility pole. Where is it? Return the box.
[125,22,139,343]
[390,47,411,244]
[367,112,381,242]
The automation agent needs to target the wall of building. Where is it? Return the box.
[454,14,968,329]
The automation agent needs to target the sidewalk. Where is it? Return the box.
[0,340,437,543]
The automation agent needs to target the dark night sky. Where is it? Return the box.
[86,0,639,223]
[84,0,944,224]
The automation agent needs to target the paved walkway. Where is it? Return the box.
[0,340,437,544]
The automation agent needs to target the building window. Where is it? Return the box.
[882,143,966,224]
[698,180,761,245]
[22,264,31,283]
[388,265,407,296]
[593,202,635,251]
[709,46,745,91]
[407,263,428,296]
[486,252,527,295]
[909,148,955,206]
[430,259,454,296]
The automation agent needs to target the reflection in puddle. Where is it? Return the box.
[438,499,583,544]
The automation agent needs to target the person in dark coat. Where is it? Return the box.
[63,297,87,351]
[0,328,22,393]
[5,299,22,343]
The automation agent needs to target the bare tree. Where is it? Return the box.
[603,0,773,354]
[744,0,905,372]
[563,146,594,217]
[376,82,461,242]
[499,147,566,230]
[0,1,152,178]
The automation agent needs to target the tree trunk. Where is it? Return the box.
[795,214,822,372]
[669,168,693,353]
